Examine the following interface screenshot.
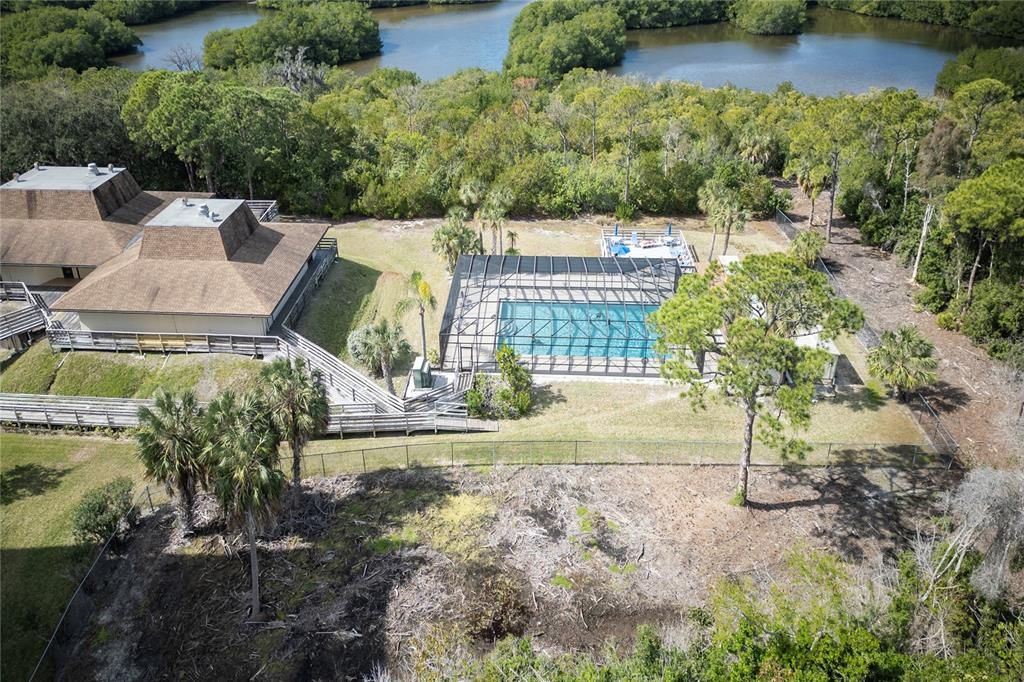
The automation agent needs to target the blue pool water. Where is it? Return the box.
[497,300,661,359]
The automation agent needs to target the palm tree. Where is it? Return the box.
[739,128,775,170]
[395,271,437,359]
[506,230,519,255]
[719,200,749,256]
[867,325,939,401]
[432,206,478,273]
[350,318,411,395]
[458,178,487,248]
[796,161,825,227]
[481,186,513,255]
[260,357,328,490]
[698,181,726,261]
[206,391,285,619]
[135,390,206,535]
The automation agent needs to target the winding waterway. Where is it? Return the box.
[111,0,1013,95]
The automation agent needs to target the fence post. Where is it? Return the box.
[451,442,455,467]
[826,442,833,467]
[492,442,496,467]
[406,444,410,469]
[146,486,154,513]
[574,440,578,465]
[321,453,326,476]
[361,449,366,473]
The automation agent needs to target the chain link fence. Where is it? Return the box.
[300,437,955,479]
[774,209,961,459]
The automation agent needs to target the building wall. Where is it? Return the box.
[78,312,269,336]
[269,260,310,326]
[0,265,94,285]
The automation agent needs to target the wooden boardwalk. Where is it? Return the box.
[0,393,498,435]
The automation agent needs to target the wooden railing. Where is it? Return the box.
[0,281,48,340]
[48,328,279,356]
[245,200,279,223]
[0,393,498,435]
[1,305,47,340]
[0,394,152,429]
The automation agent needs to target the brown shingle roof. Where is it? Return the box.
[50,221,328,317]
[0,191,214,267]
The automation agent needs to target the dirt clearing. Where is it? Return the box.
[62,463,957,680]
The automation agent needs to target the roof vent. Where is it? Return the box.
[12,173,21,182]
[107,163,115,173]
[180,197,192,207]
[87,162,99,175]
[33,162,40,171]
[198,203,210,217]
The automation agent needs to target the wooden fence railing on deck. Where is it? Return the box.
[0,281,48,340]
[0,393,498,435]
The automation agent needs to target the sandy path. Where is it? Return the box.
[783,183,1023,467]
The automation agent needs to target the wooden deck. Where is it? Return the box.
[0,393,498,435]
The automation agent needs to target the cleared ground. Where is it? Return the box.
[0,341,265,399]
[60,464,959,680]
[0,433,151,681]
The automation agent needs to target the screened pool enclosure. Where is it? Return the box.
[439,255,683,377]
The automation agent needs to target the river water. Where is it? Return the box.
[111,0,1012,95]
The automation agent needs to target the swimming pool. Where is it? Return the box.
[497,300,661,359]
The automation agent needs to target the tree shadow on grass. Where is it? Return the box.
[1,463,71,505]
[832,384,886,412]
[294,258,382,357]
[531,384,568,415]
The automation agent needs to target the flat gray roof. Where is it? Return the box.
[146,198,246,228]
[0,165,125,191]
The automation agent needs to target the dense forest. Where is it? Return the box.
[0,1,1022,366]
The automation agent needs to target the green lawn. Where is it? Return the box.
[0,342,265,400]
[304,378,932,472]
[0,433,153,681]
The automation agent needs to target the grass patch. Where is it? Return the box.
[0,341,59,393]
[0,433,148,682]
[609,562,639,575]
[0,346,264,400]
[550,574,574,590]
[295,257,382,359]
[367,492,495,563]
[134,362,204,398]
[50,353,151,398]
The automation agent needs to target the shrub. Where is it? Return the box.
[466,346,533,420]
[788,230,826,266]
[71,477,138,545]
[960,278,1024,354]
[936,310,960,331]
